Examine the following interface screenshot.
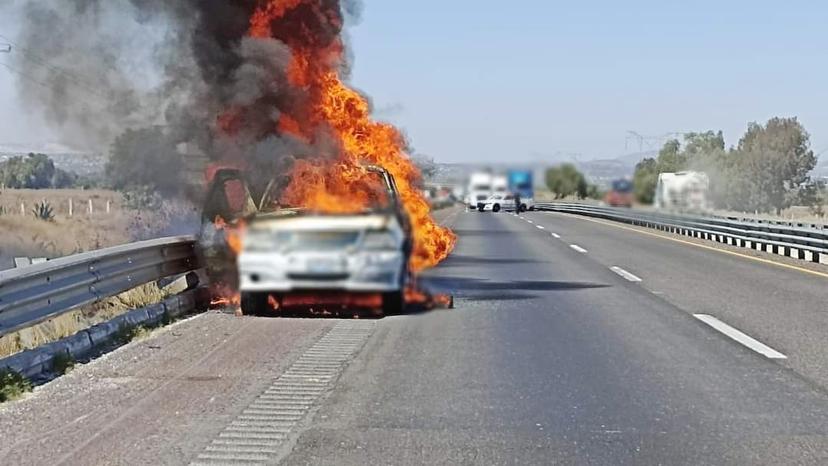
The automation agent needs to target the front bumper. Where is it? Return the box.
[238,250,404,293]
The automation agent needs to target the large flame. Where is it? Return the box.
[245,0,455,272]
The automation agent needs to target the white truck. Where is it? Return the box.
[654,171,710,211]
[466,172,493,210]
[492,175,508,195]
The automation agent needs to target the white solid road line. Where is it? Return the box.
[693,314,787,359]
[570,245,588,253]
[610,266,642,282]
[551,233,561,239]
[536,225,545,230]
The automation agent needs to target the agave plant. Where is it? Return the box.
[32,201,55,221]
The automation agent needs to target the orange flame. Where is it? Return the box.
[214,215,246,255]
[246,1,456,272]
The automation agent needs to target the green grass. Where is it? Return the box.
[0,368,32,402]
[51,352,76,375]
[115,325,152,345]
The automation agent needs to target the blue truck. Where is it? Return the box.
[507,170,534,211]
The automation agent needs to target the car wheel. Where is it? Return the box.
[241,292,269,316]
[382,291,405,315]
[520,203,527,212]
[493,204,501,212]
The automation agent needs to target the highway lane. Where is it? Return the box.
[522,210,828,388]
[2,208,828,464]
[281,210,828,465]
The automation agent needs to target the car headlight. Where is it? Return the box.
[362,230,398,250]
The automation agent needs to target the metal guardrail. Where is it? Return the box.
[534,203,828,265]
[0,236,201,337]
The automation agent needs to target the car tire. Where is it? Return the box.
[520,203,527,212]
[382,291,405,315]
[241,292,269,316]
[493,204,501,212]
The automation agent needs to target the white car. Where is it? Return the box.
[477,193,519,213]
[202,165,411,316]
[239,213,407,310]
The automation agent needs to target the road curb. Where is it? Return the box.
[0,289,207,382]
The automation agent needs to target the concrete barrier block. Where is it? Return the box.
[87,320,121,347]
[122,308,151,328]
[145,303,166,325]
[0,347,52,379]
[163,295,183,317]
[44,332,94,360]
[178,292,196,313]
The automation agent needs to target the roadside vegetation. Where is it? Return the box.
[632,117,825,216]
[0,368,32,402]
[544,163,604,200]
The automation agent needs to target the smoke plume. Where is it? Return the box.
[11,0,360,181]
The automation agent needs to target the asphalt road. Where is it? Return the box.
[2,207,828,465]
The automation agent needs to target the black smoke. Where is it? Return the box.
[11,0,361,193]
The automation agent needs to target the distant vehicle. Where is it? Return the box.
[654,171,710,211]
[492,175,509,195]
[507,170,534,211]
[466,172,493,209]
[478,193,517,213]
[605,178,633,207]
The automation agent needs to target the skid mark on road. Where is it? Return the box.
[694,314,787,359]
[191,320,375,465]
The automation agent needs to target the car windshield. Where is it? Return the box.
[257,169,392,213]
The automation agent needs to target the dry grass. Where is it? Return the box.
[710,205,827,225]
[0,188,122,217]
[0,282,174,359]
[0,188,199,269]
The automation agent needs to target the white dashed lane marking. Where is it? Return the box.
[570,245,588,253]
[694,314,787,359]
[536,225,545,230]
[610,266,642,282]
[551,233,561,239]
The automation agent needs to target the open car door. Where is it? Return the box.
[202,168,258,225]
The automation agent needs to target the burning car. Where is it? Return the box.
[201,164,412,315]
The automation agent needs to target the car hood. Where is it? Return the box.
[249,212,397,232]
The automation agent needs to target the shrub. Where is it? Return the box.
[32,201,55,221]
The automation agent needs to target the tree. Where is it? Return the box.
[632,157,658,204]
[106,127,183,196]
[731,117,816,213]
[546,163,588,199]
[0,153,76,189]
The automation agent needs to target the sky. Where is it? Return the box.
[1,0,827,163]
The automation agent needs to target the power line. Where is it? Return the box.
[0,60,110,102]
[0,33,112,99]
